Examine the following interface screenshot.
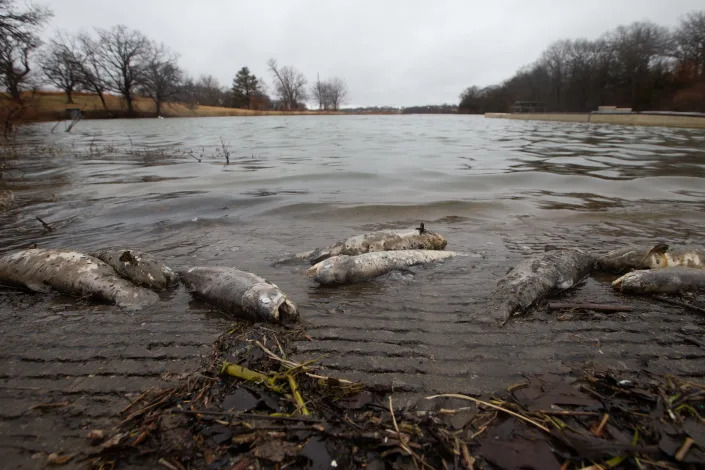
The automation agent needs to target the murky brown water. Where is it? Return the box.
[1,115,705,463]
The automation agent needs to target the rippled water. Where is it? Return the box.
[2,115,705,396]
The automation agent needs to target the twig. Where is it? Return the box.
[548,302,633,312]
[426,394,550,433]
[253,340,299,369]
[305,372,356,384]
[158,458,181,470]
[288,374,310,416]
[35,216,54,232]
[537,410,600,417]
[172,408,323,423]
[593,413,609,437]
[388,396,416,466]
[219,137,230,164]
[675,437,695,462]
[119,391,173,425]
[120,387,154,414]
[460,441,476,470]
[29,401,70,410]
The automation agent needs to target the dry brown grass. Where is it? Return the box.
[12,91,343,123]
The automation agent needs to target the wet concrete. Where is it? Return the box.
[0,292,230,468]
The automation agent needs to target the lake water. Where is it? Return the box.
[2,115,705,411]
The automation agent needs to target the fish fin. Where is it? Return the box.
[119,250,137,264]
[646,243,669,256]
[640,243,668,265]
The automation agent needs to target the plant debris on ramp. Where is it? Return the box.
[80,324,705,469]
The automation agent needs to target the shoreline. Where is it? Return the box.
[485,111,705,129]
[2,91,399,127]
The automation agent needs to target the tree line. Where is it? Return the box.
[459,11,705,113]
[1,0,348,122]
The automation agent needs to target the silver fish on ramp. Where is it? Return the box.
[0,248,159,308]
[179,267,298,323]
[90,249,179,290]
[491,248,594,323]
[293,228,448,264]
[596,243,705,272]
[613,267,705,294]
[307,249,458,285]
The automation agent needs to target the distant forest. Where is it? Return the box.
[459,11,705,113]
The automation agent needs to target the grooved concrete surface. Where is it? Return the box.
[292,234,705,406]
[0,292,230,468]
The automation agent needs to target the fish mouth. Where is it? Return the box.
[260,292,298,322]
[307,258,338,283]
[306,264,319,278]
[612,274,626,289]
[277,298,298,322]
[245,283,299,323]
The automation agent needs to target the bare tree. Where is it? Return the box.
[674,11,705,79]
[311,73,326,110]
[325,77,347,110]
[0,0,52,101]
[76,33,109,109]
[40,32,82,103]
[194,74,226,106]
[95,25,150,114]
[140,42,182,116]
[608,21,673,107]
[267,58,307,110]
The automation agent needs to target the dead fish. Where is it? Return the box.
[491,248,594,323]
[307,249,458,285]
[0,248,158,308]
[90,249,179,290]
[292,228,448,265]
[179,267,298,323]
[612,267,705,294]
[596,243,705,272]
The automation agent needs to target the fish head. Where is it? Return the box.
[307,256,348,284]
[611,271,645,291]
[243,283,298,323]
[425,231,448,250]
[597,244,668,272]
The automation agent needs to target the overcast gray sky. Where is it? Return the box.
[44,0,704,107]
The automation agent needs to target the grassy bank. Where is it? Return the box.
[4,91,344,124]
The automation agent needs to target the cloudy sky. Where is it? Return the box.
[45,0,703,107]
